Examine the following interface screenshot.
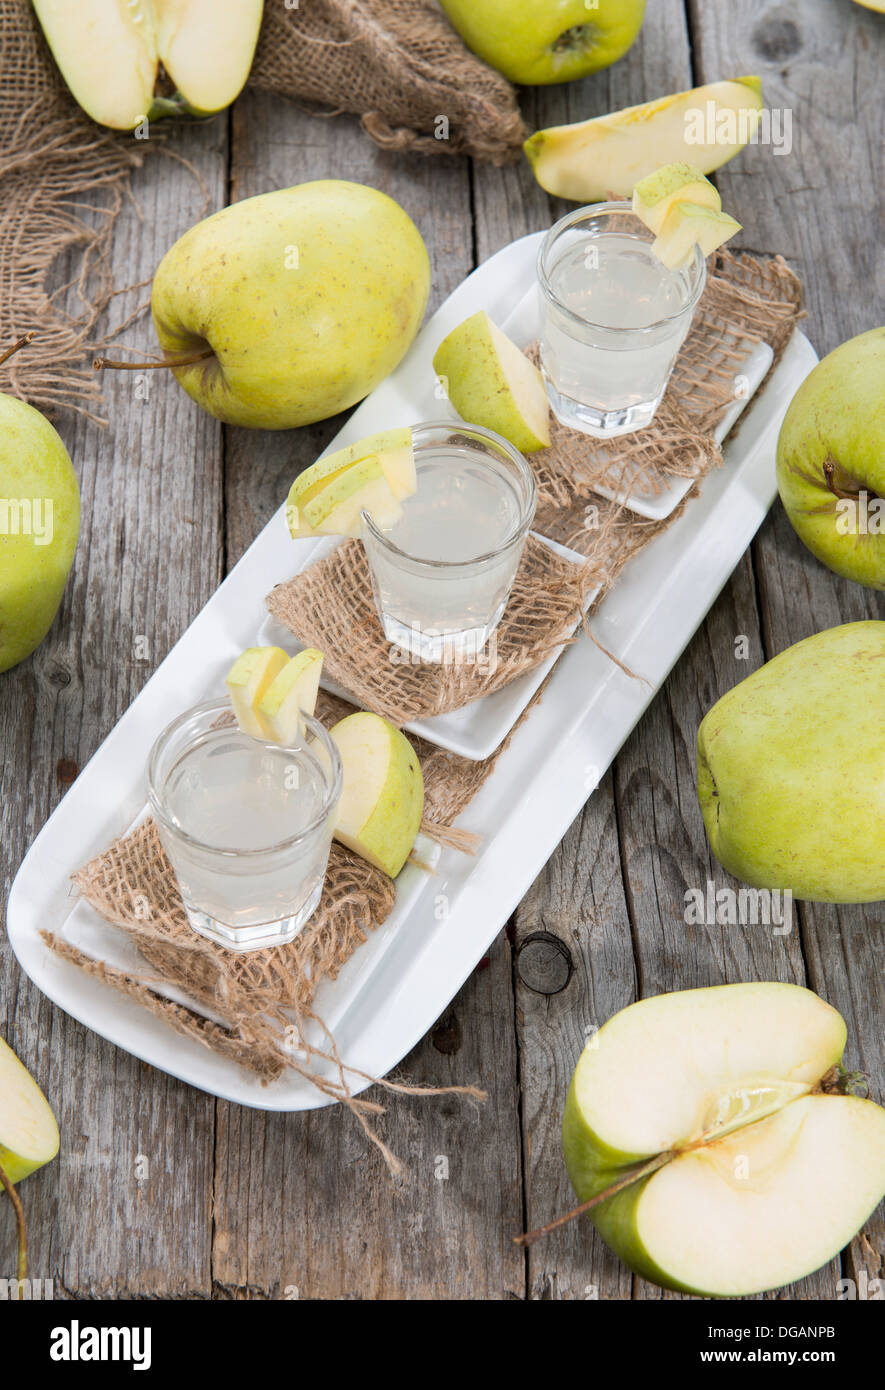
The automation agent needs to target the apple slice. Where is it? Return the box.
[225,646,290,738]
[632,162,721,234]
[154,0,264,117]
[562,983,885,1297]
[524,78,763,202]
[329,712,424,878]
[32,0,160,130]
[256,648,324,746]
[0,1037,59,1186]
[652,200,742,270]
[433,311,550,453]
[286,455,404,539]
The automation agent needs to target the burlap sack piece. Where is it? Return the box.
[267,533,596,724]
[250,0,527,163]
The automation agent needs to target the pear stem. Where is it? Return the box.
[0,1158,27,1288]
[93,348,214,372]
[514,1151,673,1248]
[0,332,35,369]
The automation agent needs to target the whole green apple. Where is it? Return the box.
[0,393,80,673]
[696,622,885,903]
[562,984,885,1297]
[151,181,430,429]
[438,0,646,86]
[776,327,884,590]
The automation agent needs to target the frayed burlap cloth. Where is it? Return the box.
[0,2,523,418]
[268,534,598,722]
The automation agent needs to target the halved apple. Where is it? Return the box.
[225,645,289,738]
[652,201,742,270]
[286,454,405,539]
[524,78,763,202]
[0,1037,59,1186]
[632,162,721,234]
[432,311,550,453]
[562,983,885,1297]
[329,712,424,878]
[256,648,323,746]
[31,0,263,130]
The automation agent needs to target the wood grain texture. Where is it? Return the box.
[1,117,228,1295]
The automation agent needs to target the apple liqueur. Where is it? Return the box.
[368,442,524,661]
[155,721,332,944]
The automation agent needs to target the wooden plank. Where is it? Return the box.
[0,116,228,1295]
[213,91,524,1299]
[691,0,885,1299]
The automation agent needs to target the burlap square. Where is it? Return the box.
[267,533,597,723]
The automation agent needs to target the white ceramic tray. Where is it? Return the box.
[6,232,819,1111]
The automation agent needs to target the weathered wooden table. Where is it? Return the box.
[2,0,883,1300]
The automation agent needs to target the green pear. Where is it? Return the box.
[562,984,885,1297]
[0,391,80,674]
[438,0,646,85]
[330,713,424,878]
[776,328,885,591]
[525,78,763,202]
[257,648,324,746]
[32,0,264,129]
[433,311,550,453]
[150,181,430,429]
[0,1036,59,1186]
[696,622,885,903]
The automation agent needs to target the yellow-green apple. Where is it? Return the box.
[776,328,884,591]
[432,311,550,452]
[226,646,289,737]
[0,1036,59,1186]
[329,712,424,877]
[696,622,885,903]
[257,648,323,745]
[438,0,646,85]
[562,983,885,1297]
[286,455,405,539]
[32,0,264,129]
[632,162,721,233]
[525,78,763,201]
[652,201,741,270]
[150,181,430,429]
[0,391,80,674]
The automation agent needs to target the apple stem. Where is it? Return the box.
[93,348,214,372]
[822,459,856,502]
[0,331,35,369]
[0,1158,27,1288]
[513,1151,673,1248]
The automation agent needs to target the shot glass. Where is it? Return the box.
[537,201,707,439]
[148,699,342,952]
[361,421,536,664]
